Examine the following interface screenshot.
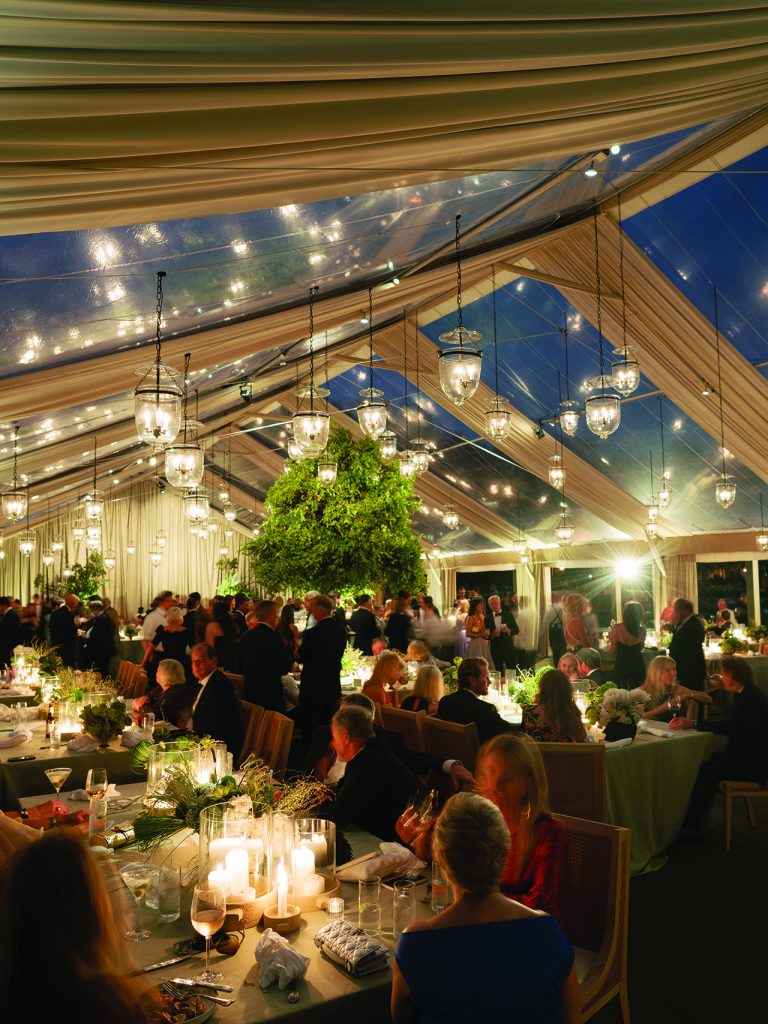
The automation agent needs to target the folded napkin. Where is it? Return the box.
[0,728,33,748]
[20,800,89,830]
[69,783,121,802]
[67,734,98,752]
[255,927,310,991]
[604,737,634,750]
[643,725,672,739]
[336,841,425,882]
[120,730,146,749]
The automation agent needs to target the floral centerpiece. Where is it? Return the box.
[719,630,749,655]
[510,666,547,706]
[442,656,462,694]
[80,699,131,748]
[596,687,651,742]
[340,643,367,683]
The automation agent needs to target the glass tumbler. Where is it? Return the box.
[358,876,381,935]
[431,861,453,913]
[392,879,416,938]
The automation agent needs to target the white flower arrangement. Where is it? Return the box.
[598,687,651,727]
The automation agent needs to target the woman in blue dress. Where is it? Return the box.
[392,792,581,1024]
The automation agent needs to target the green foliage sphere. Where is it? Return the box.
[243,427,426,595]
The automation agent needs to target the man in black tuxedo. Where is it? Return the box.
[349,594,380,657]
[668,598,706,691]
[190,643,242,756]
[577,648,620,688]
[49,593,79,667]
[232,592,251,637]
[237,599,285,711]
[437,656,515,745]
[297,594,347,752]
[485,593,518,674]
[82,599,118,679]
[0,596,23,668]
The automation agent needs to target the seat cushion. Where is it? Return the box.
[574,945,598,984]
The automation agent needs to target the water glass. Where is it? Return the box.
[358,876,382,935]
[88,796,109,839]
[431,861,452,913]
[392,879,416,938]
[49,721,61,751]
[139,712,155,737]
[157,865,181,922]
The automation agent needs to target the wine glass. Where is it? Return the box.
[43,767,71,797]
[190,882,226,984]
[120,861,154,941]
[85,768,108,799]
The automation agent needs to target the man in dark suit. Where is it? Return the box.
[237,599,285,711]
[82,599,118,678]
[485,593,518,674]
[437,656,515,745]
[298,594,347,752]
[0,596,23,669]
[189,643,243,756]
[668,598,706,691]
[49,593,79,667]
[576,648,620,688]
[232,593,251,636]
[324,705,420,842]
[349,594,380,657]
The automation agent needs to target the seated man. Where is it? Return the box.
[576,648,619,689]
[436,656,515,745]
[322,705,421,842]
[189,643,243,756]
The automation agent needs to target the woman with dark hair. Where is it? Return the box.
[522,669,587,743]
[277,602,300,673]
[204,595,239,671]
[465,596,494,668]
[608,599,647,686]
[0,832,153,1022]
[385,594,413,654]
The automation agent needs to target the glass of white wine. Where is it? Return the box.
[190,882,226,984]
[120,862,154,941]
[43,766,71,797]
[85,767,108,799]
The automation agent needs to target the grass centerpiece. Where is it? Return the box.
[442,656,462,694]
[79,699,131,747]
[720,630,749,655]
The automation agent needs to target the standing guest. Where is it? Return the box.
[20,603,37,645]
[668,598,706,692]
[49,593,79,667]
[349,594,380,656]
[83,600,119,679]
[183,592,205,644]
[134,658,196,728]
[562,592,589,651]
[392,792,579,1024]
[400,664,443,714]
[521,669,587,743]
[277,603,300,672]
[465,596,494,668]
[608,600,647,686]
[329,592,348,630]
[437,657,513,745]
[371,636,389,657]
[512,595,539,670]
[302,590,320,631]
[141,591,176,655]
[385,592,413,653]
[205,595,239,672]
[362,650,405,707]
[139,606,192,682]
[297,594,347,751]
[660,599,676,624]
[232,593,252,636]
[0,832,153,1023]
[0,596,23,668]
[237,599,285,711]
[557,652,582,684]
[673,657,768,837]
[189,643,242,755]
[485,593,518,675]
[713,597,731,627]
[542,592,567,666]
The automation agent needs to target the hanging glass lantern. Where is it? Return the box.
[437,337,483,406]
[223,503,237,522]
[756,531,768,552]
[378,431,398,461]
[86,534,101,552]
[18,531,35,556]
[555,514,575,546]
[206,519,218,536]
[126,540,136,555]
[548,454,565,490]
[42,548,54,567]
[148,546,163,567]
[657,485,672,509]
[399,451,417,480]
[317,459,337,486]
[155,529,168,549]
[646,500,659,522]
[252,524,261,536]
[165,440,205,490]
[286,434,304,462]
[85,523,101,548]
[611,354,640,396]
[84,489,104,521]
[51,537,64,554]
[72,522,85,541]
[218,544,228,557]
[646,521,658,540]
[558,400,579,437]
[183,489,210,522]
[134,272,183,449]
[217,486,230,503]
[2,488,26,523]
[485,396,512,441]
[520,552,530,565]
[443,505,460,529]
[63,565,74,578]
[715,475,736,509]
[513,539,528,557]
[0,548,5,561]
[292,409,330,458]
[189,523,200,537]
[224,527,233,540]
[357,388,388,440]
[104,551,116,570]
[409,442,430,475]
[585,380,621,438]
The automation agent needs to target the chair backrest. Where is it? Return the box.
[116,660,147,700]
[421,717,479,770]
[553,813,630,1016]
[537,742,605,822]
[224,671,244,698]
[131,668,148,699]
[255,710,294,774]
[237,700,265,766]
[380,705,426,752]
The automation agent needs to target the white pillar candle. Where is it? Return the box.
[225,849,249,895]
[291,845,315,890]
[277,861,288,917]
[303,873,325,896]
[244,837,264,876]
[306,834,327,867]
[209,835,246,866]
[208,867,230,893]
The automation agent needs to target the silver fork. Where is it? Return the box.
[160,980,235,1007]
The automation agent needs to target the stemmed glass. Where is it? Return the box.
[43,767,71,797]
[85,768,108,798]
[190,882,226,984]
[120,862,154,941]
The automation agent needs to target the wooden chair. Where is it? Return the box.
[554,813,631,1023]
[420,717,479,770]
[254,710,294,775]
[722,779,768,851]
[116,660,148,700]
[224,671,244,698]
[237,700,265,767]
[380,705,426,752]
[538,742,606,822]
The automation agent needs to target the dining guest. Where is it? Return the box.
[522,669,587,743]
[465,596,494,667]
[400,664,443,715]
[576,647,617,688]
[673,656,768,836]
[362,650,405,707]
[557,652,582,684]
[392,792,580,1024]
[297,595,347,751]
[608,600,647,686]
[385,592,413,653]
[139,605,192,681]
[349,593,380,656]
[437,657,513,745]
[133,658,195,728]
[237,599,285,711]
[668,598,706,692]
[640,655,711,721]
[474,733,568,920]
[189,643,242,755]
[277,602,300,672]
[404,639,448,669]
[0,831,154,1022]
[205,595,240,672]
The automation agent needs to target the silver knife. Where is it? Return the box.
[168,976,235,993]
[141,954,192,972]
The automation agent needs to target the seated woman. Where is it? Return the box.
[362,650,405,707]
[522,669,587,743]
[392,792,579,1024]
[140,605,192,681]
[474,733,568,920]
[640,655,712,722]
[557,652,583,684]
[404,639,449,670]
[0,831,153,1022]
[133,657,195,728]
[400,664,443,715]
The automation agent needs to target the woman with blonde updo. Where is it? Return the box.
[362,650,405,707]
[391,792,580,1024]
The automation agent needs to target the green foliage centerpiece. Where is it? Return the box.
[79,699,131,747]
[243,426,426,594]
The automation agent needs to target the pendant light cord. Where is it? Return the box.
[649,450,654,496]
[454,214,464,337]
[617,192,628,360]
[714,286,727,478]
[402,308,409,444]
[307,285,319,412]
[92,437,97,492]
[592,206,606,381]
[492,265,500,398]
[12,424,19,486]
[562,314,572,401]
[154,271,166,390]
[658,395,666,479]
[368,288,374,392]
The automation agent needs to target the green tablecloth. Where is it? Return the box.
[605,731,712,875]
[119,638,144,664]
[0,693,37,707]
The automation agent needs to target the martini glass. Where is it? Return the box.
[43,767,72,797]
[120,862,154,940]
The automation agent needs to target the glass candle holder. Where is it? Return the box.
[146,741,202,798]
[294,818,336,898]
[199,799,270,907]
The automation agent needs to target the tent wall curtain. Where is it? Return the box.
[661,554,699,613]
[2,4,768,233]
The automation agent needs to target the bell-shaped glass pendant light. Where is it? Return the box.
[134,272,183,449]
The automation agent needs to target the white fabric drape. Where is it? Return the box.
[661,554,699,613]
